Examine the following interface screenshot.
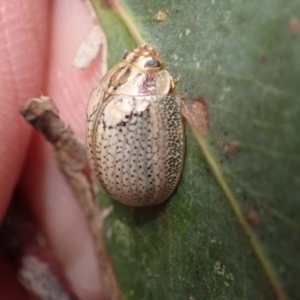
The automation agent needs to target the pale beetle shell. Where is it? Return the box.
[86,45,184,206]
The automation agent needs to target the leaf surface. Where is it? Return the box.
[92,1,300,299]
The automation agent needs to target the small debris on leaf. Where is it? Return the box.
[182,96,209,135]
[288,17,300,34]
[155,9,168,21]
[247,208,260,226]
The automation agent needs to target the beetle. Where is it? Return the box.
[86,44,184,206]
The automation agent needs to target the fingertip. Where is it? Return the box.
[0,0,50,220]
[47,0,106,140]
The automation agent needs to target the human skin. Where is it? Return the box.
[0,1,104,299]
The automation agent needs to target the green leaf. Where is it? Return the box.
[92,1,300,299]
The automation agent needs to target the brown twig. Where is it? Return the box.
[20,96,123,300]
